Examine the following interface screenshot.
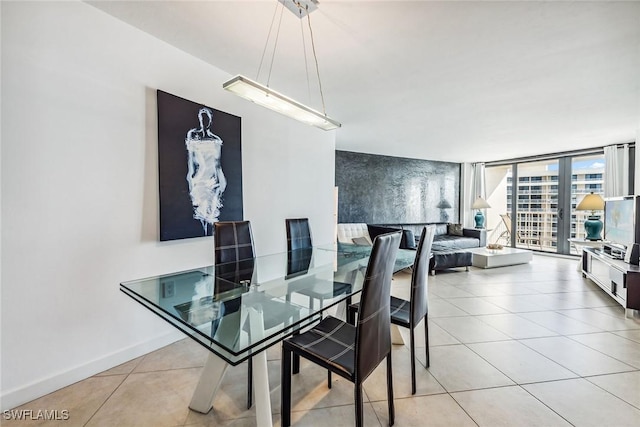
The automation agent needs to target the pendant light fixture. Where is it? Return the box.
[223,0,340,131]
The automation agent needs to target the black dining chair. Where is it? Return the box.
[286,218,313,251]
[214,221,255,409]
[285,218,352,311]
[348,225,435,394]
[215,221,302,410]
[281,231,401,427]
[215,221,255,264]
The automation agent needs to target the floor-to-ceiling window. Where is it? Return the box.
[514,159,560,252]
[485,150,607,255]
[569,154,606,254]
[485,165,512,246]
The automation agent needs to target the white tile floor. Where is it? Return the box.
[6,255,640,426]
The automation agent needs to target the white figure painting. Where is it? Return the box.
[185,108,227,234]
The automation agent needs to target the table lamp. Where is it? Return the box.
[576,192,605,240]
[471,196,491,229]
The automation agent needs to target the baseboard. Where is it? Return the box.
[534,252,578,260]
[0,330,183,411]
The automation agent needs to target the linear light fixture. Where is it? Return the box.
[223,75,340,131]
[222,0,340,131]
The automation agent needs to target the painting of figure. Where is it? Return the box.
[157,90,243,241]
[185,107,227,232]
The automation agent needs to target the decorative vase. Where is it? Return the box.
[474,211,485,229]
[584,215,603,241]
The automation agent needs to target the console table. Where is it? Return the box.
[581,247,640,317]
[568,238,606,271]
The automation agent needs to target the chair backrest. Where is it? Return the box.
[286,247,313,279]
[214,221,255,264]
[286,218,312,251]
[410,225,436,326]
[500,214,512,233]
[355,231,401,382]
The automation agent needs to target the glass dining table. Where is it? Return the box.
[120,243,416,427]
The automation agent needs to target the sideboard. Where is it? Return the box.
[582,247,640,318]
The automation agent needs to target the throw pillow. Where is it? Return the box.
[352,236,372,246]
[448,223,464,236]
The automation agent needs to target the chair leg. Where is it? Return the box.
[293,354,300,375]
[247,358,253,409]
[424,315,430,368]
[281,346,292,427]
[347,305,356,325]
[355,383,364,427]
[410,327,416,395]
[387,353,395,426]
[327,370,332,389]
[345,295,354,325]
[292,331,300,374]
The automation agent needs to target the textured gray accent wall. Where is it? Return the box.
[336,151,460,224]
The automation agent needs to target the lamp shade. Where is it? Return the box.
[437,200,452,209]
[576,192,605,212]
[471,197,491,209]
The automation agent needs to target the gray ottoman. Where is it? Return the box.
[429,250,472,275]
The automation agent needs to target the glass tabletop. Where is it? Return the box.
[120,245,415,365]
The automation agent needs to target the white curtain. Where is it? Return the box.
[604,144,630,197]
[463,162,487,228]
[471,162,486,202]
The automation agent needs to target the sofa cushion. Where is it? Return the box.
[433,224,448,236]
[447,223,464,236]
[367,225,416,250]
[432,234,481,251]
[352,236,372,246]
[430,250,472,271]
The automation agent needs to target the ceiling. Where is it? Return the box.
[87,0,640,163]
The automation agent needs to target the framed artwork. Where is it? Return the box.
[157,90,243,241]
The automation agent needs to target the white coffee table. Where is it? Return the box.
[468,247,533,269]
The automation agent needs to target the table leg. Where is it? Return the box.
[248,305,273,427]
[189,353,228,413]
[189,309,242,413]
[334,299,347,321]
[391,324,405,345]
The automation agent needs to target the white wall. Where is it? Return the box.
[0,1,336,409]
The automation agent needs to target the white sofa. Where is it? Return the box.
[337,223,372,245]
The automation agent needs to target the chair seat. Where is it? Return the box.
[283,315,355,379]
[389,296,410,327]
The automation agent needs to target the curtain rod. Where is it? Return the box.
[485,142,635,167]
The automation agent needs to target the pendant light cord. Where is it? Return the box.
[306,10,327,115]
[300,9,312,105]
[256,1,280,82]
[266,4,286,87]
[257,0,329,116]
[257,1,285,87]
